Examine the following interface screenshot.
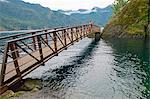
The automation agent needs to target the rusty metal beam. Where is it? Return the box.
[20,40,34,51]
[16,43,40,62]
[63,29,67,49]
[39,36,55,53]
[53,32,58,55]
[56,33,65,47]
[0,43,9,86]
[37,36,44,65]
[32,32,37,50]
[9,43,22,78]
[71,28,74,45]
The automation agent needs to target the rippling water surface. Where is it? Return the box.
[23,37,149,99]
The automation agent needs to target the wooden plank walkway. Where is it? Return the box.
[0,24,100,94]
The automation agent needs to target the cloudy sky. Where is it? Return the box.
[23,0,115,10]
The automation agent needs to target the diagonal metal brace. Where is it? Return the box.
[56,33,65,46]
[0,49,12,58]
[20,40,34,51]
[39,36,55,53]
[66,31,72,42]
[15,43,40,62]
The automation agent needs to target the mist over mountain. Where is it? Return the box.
[0,0,113,31]
[58,6,113,26]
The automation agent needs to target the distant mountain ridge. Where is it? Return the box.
[58,6,113,27]
[0,0,113,31]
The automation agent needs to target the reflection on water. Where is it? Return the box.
[20,37,149,99]
[105,38,150,99]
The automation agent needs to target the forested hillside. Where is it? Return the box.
[0,0,112,31]
[103,0,148,38]
[0,0,80,30]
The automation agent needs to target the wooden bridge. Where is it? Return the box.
[0,23,100,94]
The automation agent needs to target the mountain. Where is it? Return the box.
[0,0,113,31]
[0,0,80,30]
[58,6,113,26]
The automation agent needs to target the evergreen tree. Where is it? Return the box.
[113,0,129,14]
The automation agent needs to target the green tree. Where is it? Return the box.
[113,0,129,14]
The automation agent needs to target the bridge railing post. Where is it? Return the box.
[32,32,37,50]
[75,27,79,42]
[90,23,93,33]
[71,28,74,45]
[88,24,91,33]
[9,43,22,79]
[0,43,9,87]
[63,29,67,49]
[37,36,45,65]
[53,32,58,55]
[45,30,48,44]
[83,26,86,37]
[85,25,88,36]
[80,26,83,39]
[12,37,19,57]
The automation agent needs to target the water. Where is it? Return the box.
[20,37,149,99]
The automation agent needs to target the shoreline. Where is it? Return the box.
[0,78,43,99]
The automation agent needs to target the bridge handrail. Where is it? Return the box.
[0,28,55,40]
[0,24,91,40]
[7,24,91,43]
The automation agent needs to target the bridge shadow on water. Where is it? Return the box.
[41,38,100,97]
